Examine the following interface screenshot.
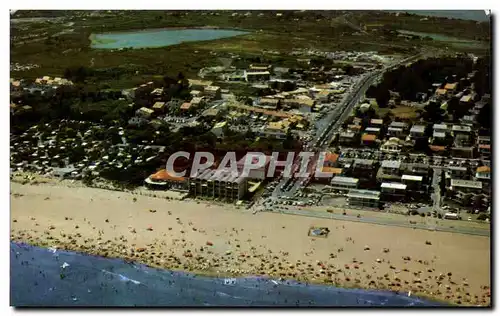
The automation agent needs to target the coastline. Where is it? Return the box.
[10,179,491,306]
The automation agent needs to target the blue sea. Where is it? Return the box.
[10,242,446,307]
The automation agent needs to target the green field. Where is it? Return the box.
[10,10,490,89]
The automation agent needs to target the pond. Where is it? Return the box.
[90,28,249,49]
[397,29,487,48]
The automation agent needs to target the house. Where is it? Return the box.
[152,102,166,113]
[339,132,356,146]
[136,107,154,119]
[444,82,458,93]
[377,160,401,182]
[244,71,271,82]
[352,159,375,180]
[451,146,474,159]
[330,176,359,191]
[315,167,343,182]
[475,166,490,181]
[380,182,407,201]
[145,169,189,191]
[180,102,192,111]
[404,163,430,178]
[387,122,408,138]
[380,138,402,153]
[249,64,272,71]
[347,189,380,208]
[370,119,384,127]
[323,152,339,168]
[191,97,205,108]
[364,127,381,136]
[259,121,289,140]
[433,123,449,134]
[410,125,426,138]
[361,133,377,146]
[211,121,227,138]
[477,136,491,157]
[190,90,202,97]
[188,79,213,91]
[447,166,468,178]
[204,86,221,100]
[258,98,280,109]
[401,174,424,191]
[283,98,315,113]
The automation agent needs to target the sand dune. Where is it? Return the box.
[10,181,491,306]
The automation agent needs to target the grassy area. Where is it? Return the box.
[10,10,490,89]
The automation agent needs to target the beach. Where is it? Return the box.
[10,180,491,306]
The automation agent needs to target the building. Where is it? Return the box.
[180,102,192,111]
[258,98,280,110]
[314,167,343,182]
[410,125,426,138]
[387,122,407,138]
[136,107,154,119]
[380,182,407,201]
[244,71,271,82]
[347,189,380,208]
[259,121,288,140]
[189,79,213,91]
[370,119,384,127]
[339,132,357,146]
[475,166,491,181]
[352,159,375,180]
[323,152,339,168]
[401,174,424,191]
[450,179,482,194]
[380,138,402,153]
[283,98,315,113]
[433,123,449,134]
[377,160,401,182]
[477,136,491,157]
[361,134,377,146]
[330,176,359,191]
[364,127,381,136]
[211,121,227,138]
[236,154,271,180]
[152,102,166,113]
[145,169,189,191]
[204,86,221,100]
[189,169,247,201]
[446,166,468,178]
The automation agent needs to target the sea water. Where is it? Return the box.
[10,242,445,306]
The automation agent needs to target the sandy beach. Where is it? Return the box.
[10,181,491,306]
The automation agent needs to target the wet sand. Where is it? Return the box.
[10,181,491,306]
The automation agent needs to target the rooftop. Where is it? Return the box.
[401,174,423,182]
[381,182,407,190]
[450,179,482,190]
[365,127,380,133]
[389,121,407,128]
[410,125,426,133]
[149,169,186,182]
[361,134,377,141]
[180,102,192,110]
[452,125,472,133]
[331,176,359,185]
[433,123,448,130]
[477,166,491,173]
[370,119,383,125]
[444,82,458,90]
[347,189,380,200]
[354,159,374,166]
[381,160,401,169]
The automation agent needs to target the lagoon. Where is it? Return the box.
[91,28,249,49]
[397,29,487,48]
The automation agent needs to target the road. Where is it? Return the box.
[265,207,490,237]
[268,53,423,200]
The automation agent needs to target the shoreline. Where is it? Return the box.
[10,180,491,306]
[10,241,448,306]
